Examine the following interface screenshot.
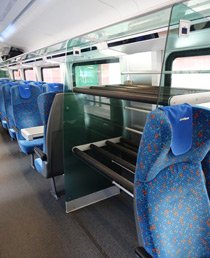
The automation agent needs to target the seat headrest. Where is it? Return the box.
[160,104,192,156]
[47,83,63,92]
[18,84,31,99]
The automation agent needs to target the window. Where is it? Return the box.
[13,70,21,80]
[171,55,210,89]
[73,59,120,87]
[0,70,8,78]
[41,67,62,83]
[24,68,36,81]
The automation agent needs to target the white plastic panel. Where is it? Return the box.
[0,0,182,52]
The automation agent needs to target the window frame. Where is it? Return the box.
[165,47,210,88]
[41,65,61,82]
[13,69,21,80]
[24,68,37,81]
[72,58,119,87]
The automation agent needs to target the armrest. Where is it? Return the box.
[135,247,153,258]
[34,147,47,161]
[13,126,19,133]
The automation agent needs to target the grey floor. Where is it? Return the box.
[0,126,138,258]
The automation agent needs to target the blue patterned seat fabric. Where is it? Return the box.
[29,81,45,92]
[0,82,16,129]
[0,83,8,127]
[202,152,210,199]
[135,104,210,258]
[11,84,43,154]
[34,92,57,175]
[2,83,19,138]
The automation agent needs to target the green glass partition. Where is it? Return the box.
[63,6,172,211]
[159,0,210,105]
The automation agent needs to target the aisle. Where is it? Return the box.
[0,126,138,258]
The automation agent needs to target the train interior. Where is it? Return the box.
[0,0,209,257]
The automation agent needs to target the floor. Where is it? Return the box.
[0,126,138,258]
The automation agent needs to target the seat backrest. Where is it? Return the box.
[29,81,45,92]
[202,151,210,198]
[11,84,42,138]
[37,92,57,152]
[135,104,210,258]
[2,83,17,128]
[0,83,7,120]
[44,93,64,178]
[0,82,14,121]
[43,83,63,93]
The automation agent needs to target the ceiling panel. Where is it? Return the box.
[0,0,183,52]
[0,0,33,32]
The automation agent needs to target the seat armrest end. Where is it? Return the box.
[34,147,47,161]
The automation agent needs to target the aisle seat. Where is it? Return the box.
[29,81,45,92]
[11,84,43,154]
[0,82,14,129]
[34,92,64,198]
[43,83,63,93]
[2,83,19,138]
[135,104,210,258]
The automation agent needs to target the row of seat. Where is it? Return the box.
[0,78,64,197]
[1,78,209,257]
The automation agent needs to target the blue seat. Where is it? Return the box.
[2,83,19,138]
[0,83,7,126]
[30,81,49,93]
[34,92,57,175]
[135,104,210,258]
[0,82,15,129]
[202,152,210,198]
[11,84,43,154]
[34,93,64,198]
[43,83,63,93]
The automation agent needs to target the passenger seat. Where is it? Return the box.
[135,104,210,258]
[34,92,64,198]
[202,152,210,198]
[43,83,63,92]
[11,84,43,154]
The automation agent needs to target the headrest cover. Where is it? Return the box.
[18,85,31,99]
[161,104,192,156]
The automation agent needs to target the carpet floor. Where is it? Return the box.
[0,126,138,258]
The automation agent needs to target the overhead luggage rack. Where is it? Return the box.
[73,84,205,105]
[73,86,160,104]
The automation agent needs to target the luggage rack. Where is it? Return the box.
[72,136,140,198]
[73,85,162,104]
[72,84,210,199]
[73,84,207,105]
[72,85,156,197]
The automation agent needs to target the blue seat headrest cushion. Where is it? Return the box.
[160,104,192,156]
[18,85,31,99]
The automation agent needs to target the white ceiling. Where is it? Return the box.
[0,0,32,31]
[0,0,183,54]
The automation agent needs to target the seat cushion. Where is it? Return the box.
[34,158,43,174]
[18,138,43,154]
